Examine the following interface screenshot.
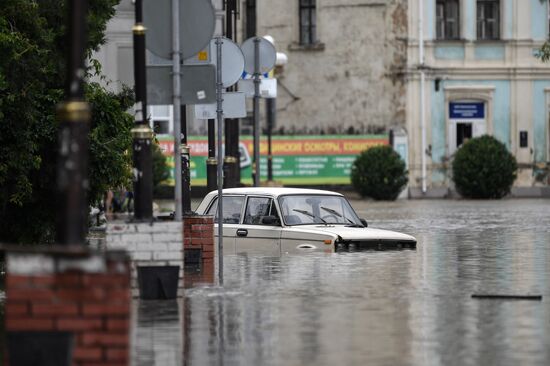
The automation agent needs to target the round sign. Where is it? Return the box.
[143,0,215,59]
[211,38,245,88]
[241,37,277,75]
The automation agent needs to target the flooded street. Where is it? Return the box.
[134,199,550,366]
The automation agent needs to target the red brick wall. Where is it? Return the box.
[5,255,131,366]
[183,216,214,284]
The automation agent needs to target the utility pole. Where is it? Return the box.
[131,0,154,221]
[56,0,91,245]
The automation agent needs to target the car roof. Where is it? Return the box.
[207,187,344,198]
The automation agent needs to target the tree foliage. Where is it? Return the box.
[452,135,517,199]
[351,145,408,200]
[152,142,170,194]
[0,0,132,243]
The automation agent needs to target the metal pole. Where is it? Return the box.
[56,0,90,245]
[131,0,154,221]
[253,37,261,187]
[215,37,224,283]
[181,105,192,214]
[224,0,239,188]
[419,0,427,194]
[266,97,275,182]
[172,0,183,220]
[207,119,217,192]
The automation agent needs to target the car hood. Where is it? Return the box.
[292,225,416,242]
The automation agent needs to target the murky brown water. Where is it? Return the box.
[133,199,550,366]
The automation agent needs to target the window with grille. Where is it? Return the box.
[436,0,460,40]
[299,0,316,45]
[477,0,500,40]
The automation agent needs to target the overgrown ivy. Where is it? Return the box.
[0,0,134,243]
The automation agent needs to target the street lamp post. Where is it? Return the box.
[56,0,91,246]
[132,0,154,220]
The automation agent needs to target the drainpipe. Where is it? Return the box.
[419,0,427,194]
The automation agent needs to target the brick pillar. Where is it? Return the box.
[106,221,183,298]
[4,248,130,366]
[183,216,215,285]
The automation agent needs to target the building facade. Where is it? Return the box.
[407,0,550,197]
[245,0,408,135]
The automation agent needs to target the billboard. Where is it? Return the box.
[157,134,388,186]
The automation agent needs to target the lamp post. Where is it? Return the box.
[224,0,239,188]
[56,0,90,246]
[131,0,154,220]
[262,36,287,184]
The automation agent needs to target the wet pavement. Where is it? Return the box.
[133,198,550,366]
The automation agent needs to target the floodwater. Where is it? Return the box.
[133,199,550,366]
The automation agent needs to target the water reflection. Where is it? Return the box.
[130,199,550,365]
[133,300,182,366]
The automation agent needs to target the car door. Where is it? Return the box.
[206,195,245,255]
[236,196,282,255]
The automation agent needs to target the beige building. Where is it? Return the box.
[244,0,408,135]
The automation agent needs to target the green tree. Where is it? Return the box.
[0,0,133,243]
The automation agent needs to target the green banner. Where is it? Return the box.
[157,134,388,186]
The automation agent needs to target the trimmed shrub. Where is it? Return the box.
[452,135,517,199]
[351,145,408,200]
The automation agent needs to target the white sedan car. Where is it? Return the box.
[195,187,417,254]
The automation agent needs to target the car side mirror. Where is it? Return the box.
[360,218,368,227]
[261,215,280,226]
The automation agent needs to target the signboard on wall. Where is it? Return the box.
[156,135,388,186]
[449,102,485,119]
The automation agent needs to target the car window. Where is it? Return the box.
[206,196,244,224]
[243,197,277,225]
[278,194,362,226]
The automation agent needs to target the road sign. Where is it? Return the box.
[241,37,277,75]
[238,78,277,98]
[147,64,216,105]
[211,38,245,88]
[194,92,246,119]
[143,0,215,59]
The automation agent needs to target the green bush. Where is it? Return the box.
[452,135,517,199]
[351,145,408,200]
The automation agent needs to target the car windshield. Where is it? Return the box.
[278,194,363,226]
